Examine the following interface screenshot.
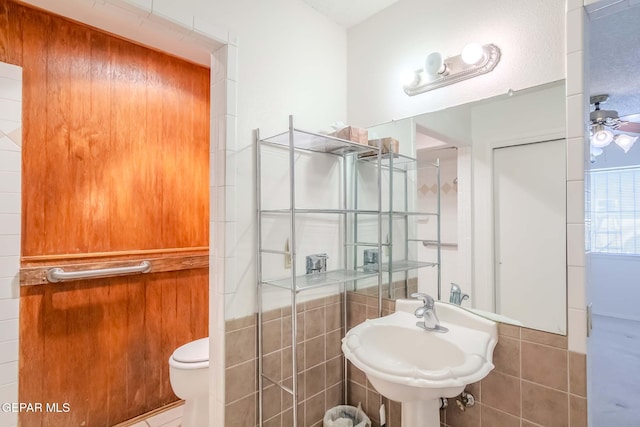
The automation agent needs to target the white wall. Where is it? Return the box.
[589,254,640,321]
[0,62,21,427]
[347,0,566,127]
[200,0,349,319]
[588,125,640,323]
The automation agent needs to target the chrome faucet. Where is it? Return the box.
[306,253,328,274]
[449,283,469,306]
[411,292,448,333]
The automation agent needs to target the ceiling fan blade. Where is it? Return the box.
[616,120,640,134]
[619,113,640,122]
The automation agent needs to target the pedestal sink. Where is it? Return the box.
[342,299,498,427]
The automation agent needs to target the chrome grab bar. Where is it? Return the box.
[422,240,458,248]
[46,261,152,283]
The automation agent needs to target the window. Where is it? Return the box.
[590,166,640,254]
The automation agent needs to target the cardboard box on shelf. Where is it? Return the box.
[329,126,369,145]
[364,137,400,156]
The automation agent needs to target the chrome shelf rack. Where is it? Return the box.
[255,115,441,426]
[353,148,441,301]
[256,116,383,427]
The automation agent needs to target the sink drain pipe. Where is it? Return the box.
[439,397,448,410]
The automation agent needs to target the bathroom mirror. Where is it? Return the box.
[356,80,567,335]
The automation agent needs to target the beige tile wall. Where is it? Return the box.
[225,294,344,427]
[346,296,588,427]
[345,292,399,427]
[226,290,587,427]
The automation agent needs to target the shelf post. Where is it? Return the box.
[255,129,264,427]
[288,115,299,427]
[436,158,442,300]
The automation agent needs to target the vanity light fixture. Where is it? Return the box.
[403,43,501,96]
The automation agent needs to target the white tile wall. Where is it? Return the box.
[567,137,585,181]
[566,51,585,97]
[0,194,19,215]
[568,265,587,309]
[147,2,193,35]
[0,341,18,365]
[567,7,585,54]
[0,214,19,236]
[209,39,235,427]
[0,382,18,427]
[0,361,17,385]
[566,2,588,354]
[0,257,18,278]
[0,319,18,343]
[567,180,585,224]
[566,94,586,139]
[0,299,18,322]
[0,61,21,427]
[0,136,19,152]
[568,307,588,353]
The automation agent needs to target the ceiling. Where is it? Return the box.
[300,0,399,28]
[589,3,640,119]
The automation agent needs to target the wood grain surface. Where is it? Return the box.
[0,1,212,425]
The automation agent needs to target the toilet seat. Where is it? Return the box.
[169,337,209,370]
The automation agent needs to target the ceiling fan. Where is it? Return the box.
[590,94,640,156]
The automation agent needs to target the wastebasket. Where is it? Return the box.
[323,404,372,427]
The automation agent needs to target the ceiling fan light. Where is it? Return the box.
[591,125,614,147]
[614,134,638,153]
[590,146,604,157]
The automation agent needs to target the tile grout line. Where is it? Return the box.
[567,349,572,427]
[519,326,523,422]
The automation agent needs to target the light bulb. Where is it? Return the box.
[425,52,446,77]
[590,125,614,148]
[590,146,603,157]
[461,43,486,65]
[614,134,638,153]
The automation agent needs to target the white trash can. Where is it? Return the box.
[323,404,372,427]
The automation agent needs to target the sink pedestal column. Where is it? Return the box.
[402,399,440,427]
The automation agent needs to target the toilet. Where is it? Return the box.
[169,337,209,427]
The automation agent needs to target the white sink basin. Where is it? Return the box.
[342,299,498,427]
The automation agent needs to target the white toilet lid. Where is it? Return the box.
[172,337,209,363]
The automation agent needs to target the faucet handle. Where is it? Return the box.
[411,292,435,308]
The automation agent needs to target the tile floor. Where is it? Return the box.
[590,314,640,427]
[129,404,183,427]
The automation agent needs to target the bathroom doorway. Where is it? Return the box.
[416,145,460,302]
[587,2,640,425]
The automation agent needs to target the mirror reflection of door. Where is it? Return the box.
[493,139,567,334]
